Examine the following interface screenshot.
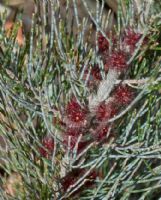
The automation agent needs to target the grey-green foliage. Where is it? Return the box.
[0,0,161,199]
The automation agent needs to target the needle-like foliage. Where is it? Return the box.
[0,0,161,199]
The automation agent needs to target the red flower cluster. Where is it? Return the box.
[89,101,118,141]
[39,136,54,158]
[123,28,144,53]
[108,51,128,72]
[83,65,102,88]
[65,98,88,127]
[59,27,138,157]
[98,32,110,53]
[97,27,149,74]
[113,85,134,105]
[94,125,109,141]
[98,32,116,53]
[62,98,91,153]
[96,101,117,121]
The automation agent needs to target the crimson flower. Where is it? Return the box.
[83,65,102,88]
[123,28,144,53]
[113,85,134,105]
[98,32,110,52]
[108,50,128,72]
[94,125,109,141]
[39,136,54,158]
[65,98,88,127]
[96,101,118,121]
[98,32,117,53]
